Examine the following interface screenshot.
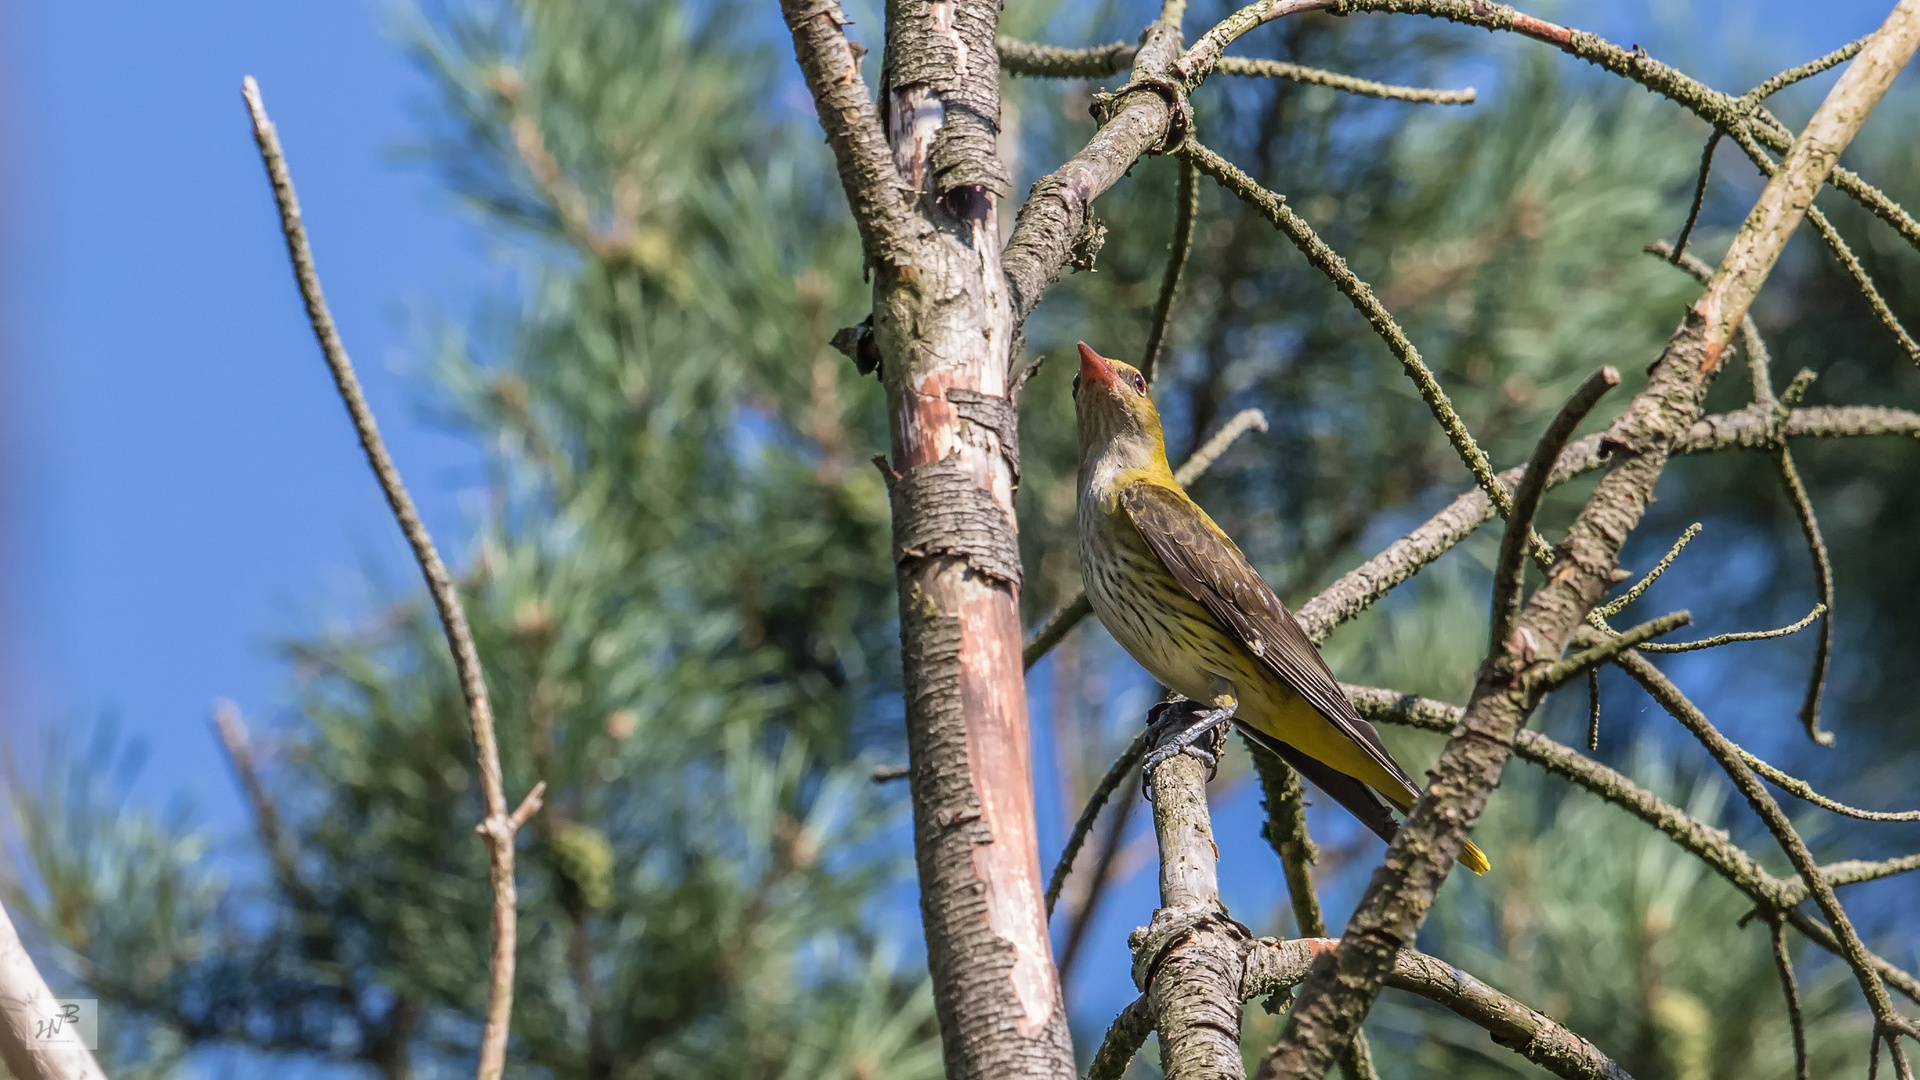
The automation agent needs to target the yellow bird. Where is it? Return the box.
[1072,342,1489,875]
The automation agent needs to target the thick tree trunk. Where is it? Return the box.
[871,3,1076,1077]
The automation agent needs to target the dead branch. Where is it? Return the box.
[1139,718,1248,1080]
[1142,157,1199,383]
[0,900,108,1080]
[1096,936,1635,1080]
[1614,647,1917,1074]
[243,78,544,1080]
[1490,368,1622,650]
[1346,685,1920,1005]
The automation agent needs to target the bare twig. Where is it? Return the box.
[1058,771,1143,983]
[1670,132,1721,262]
[1046,731,1149,917]
[1638,602,1824,653]
[1024,408,1268,669]
[1767,915,1813,1080]
[244,78,542,1080]
[1615,648,1913,1073]
[1532,611,1692,692]
[1740,745,1920,822]
[1213,57,1475,104]
[1181,138,1509,516]
[1743,35,1871,104]
[1177,1,1339,85]
[1142,156,1199,384]
[1490,367,1622,650]
[1774,420,1840,745]
[997,37,1134,77]
[1023,595,1093,671]
[1597,524,1701,618]
[1586,669,1602,751]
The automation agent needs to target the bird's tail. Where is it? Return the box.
[1460,839,1491,875]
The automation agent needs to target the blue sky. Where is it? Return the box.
[4,1,488,822]
[2,0,1908,1065]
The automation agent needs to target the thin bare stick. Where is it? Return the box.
[1142,156,1199,384]
[1767,916,1812,1080]
[1181,139,1509,516]
[1213,57,1475,104]
[1177,0,1339,85]
[1741,746,1920,822]
[1670,132,1721,262]
[1023,595,1093,671]
[997,37,1134,77]
[1046,731,1149,916]
[1743,35,1871,104]
[1532,611,1692,692]
[244,78,542,1080]
[1024,408,1268,669]
[1639,602,1823,653]
[1490,367,1622,650]
[1775,440,1838,745]
[1597,524,1701,618]
[1586,669,1601,751]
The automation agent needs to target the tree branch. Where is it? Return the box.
[244,78,543,1080]
[1004,15,1188,331]
[1100,935,1636,1080]
[1490,367,1621,650]
[997,37,1134,77]
[1614,649,1916,1049]
[1344,684,1920,1007]
[1140,719,1248,1079]
[778,0,921,266]
[1142,156,1200,383]
[1271,32,1920,1045]
[0,900,108,1080]
[1214,57,1475,103]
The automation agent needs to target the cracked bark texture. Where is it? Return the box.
[1139,751,1248,1080]
[782,0,1078,1075]
[1260,7,1920,1076]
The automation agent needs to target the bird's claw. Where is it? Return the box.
[1142,699,1234,800]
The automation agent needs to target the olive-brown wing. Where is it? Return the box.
[1119,481,1419,796]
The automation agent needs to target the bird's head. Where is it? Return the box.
[1073,342,1171,480]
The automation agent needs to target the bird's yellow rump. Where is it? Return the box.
[1071,342,1489,875]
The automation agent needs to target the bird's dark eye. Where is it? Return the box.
[1071,374,1081,398]
[1130,372,1146,393]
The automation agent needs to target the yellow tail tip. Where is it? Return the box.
[1461,840,1491,875]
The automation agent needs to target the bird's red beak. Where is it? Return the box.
[1077,341,1118,391]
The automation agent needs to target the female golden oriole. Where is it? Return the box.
[1072,341,1490,875]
